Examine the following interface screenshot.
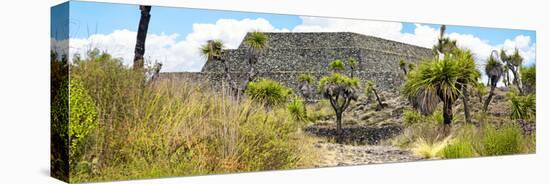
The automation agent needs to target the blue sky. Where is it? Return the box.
[61,1,535,46]
[52,1,536,73]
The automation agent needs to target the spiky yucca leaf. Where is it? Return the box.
[244,31,268,50]
[328,59,346,72]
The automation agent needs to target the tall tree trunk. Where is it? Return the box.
[483,85,496,112]
[462,87,472,123]
[133,5,151,70]
[373,88,384,110]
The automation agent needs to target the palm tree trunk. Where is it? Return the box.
[483,85,496,112]
[462,87,472,123]
[133,5,151,70]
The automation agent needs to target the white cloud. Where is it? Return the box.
[67,16,535,75]
[68,18,289,72]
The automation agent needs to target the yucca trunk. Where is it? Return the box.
[483,84,496,112]
[133,5,151,70]
[373,88,384,110]
[462,87,472,123]
[510,69,524,95]
[335,110,343,139]
[443,99,454,125]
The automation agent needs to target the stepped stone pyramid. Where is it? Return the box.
[161,32,433,92]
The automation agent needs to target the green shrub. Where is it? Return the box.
[442,139,475,159]
[403,109,423,124]
[287,97,307,122]
[69,78,98,162]
[482,124,524,156]
[297,73,314,84]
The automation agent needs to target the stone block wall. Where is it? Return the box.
[163,32,433,95]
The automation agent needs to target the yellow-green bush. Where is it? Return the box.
[287,97,307,122]
[441,138,475,159]
[68,78,98,165]
[481,124,524,156]
[403,109,423,124]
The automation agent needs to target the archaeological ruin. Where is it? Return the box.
[160,32,433,93]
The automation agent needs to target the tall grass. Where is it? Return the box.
[69,51,312,182]
[481,124,524,156]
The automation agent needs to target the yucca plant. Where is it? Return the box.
[242,31,268,91]
[319,72,359,141]
[403,52,466,127]
[246,79,292,112]
[454,49,480,124]
[399,60,408,75]
[365,80,384,110]
[297,73,315,103]
[483,53,503,112]
[520,64,536,94]
[432,25,457,57]
[200,40,237,93]
[347,57,358,78]
[474,82,488,103]
[328,59,346,73]
[287,97,307,122]
[500,48,524,94]
[508,90,536,121]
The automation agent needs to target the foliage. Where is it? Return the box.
[328,59,346,72]
[69,78,98,162]
[364,80,374,97]
[348,57,358,68]
[51,51,70,181]
[287,97,307,122]
[402,53,462,115]
[319,73,359,91]
[508,90,536,120]
[485,55,503,81]
[244,31,268,50]
[520,64,536,94]
[246,79,292,109]
[441,138,475,159]
[481,124,524,156]
[200,40,224,60]
[412,137,451,159]
[69,51,312,182]
[297,73,314,84]
[403,109,423,125]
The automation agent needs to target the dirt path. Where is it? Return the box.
[312,141,422,167]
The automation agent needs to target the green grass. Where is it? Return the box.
[442,138,476,159]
